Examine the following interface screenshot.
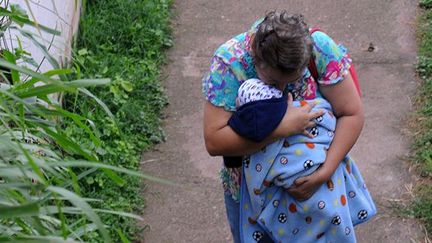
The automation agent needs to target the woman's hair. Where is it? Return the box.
[252,11,313,74]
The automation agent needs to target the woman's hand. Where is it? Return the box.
[274,93,325,138]
[286,165,331,201]
[287,72,365,201]
[204,93,324,156]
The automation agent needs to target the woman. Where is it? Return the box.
[203,11,367,242]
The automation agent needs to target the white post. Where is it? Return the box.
[7,0,81,71]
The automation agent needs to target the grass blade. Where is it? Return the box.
[47,186,111,243]
[49,160,174,185]
[0,202,39,218]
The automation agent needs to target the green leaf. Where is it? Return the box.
[20,144,47,184]
[15,83,74,98]
[94,209,143,221]
[41,206,143,220]
[70,223,98,239]
[46,160,174,185]
[116,229,131,243]
[69,78,110,88]
[78,49,88,56]
[0,202,39,218]
[0,58,56,84]
[1,50,20,84]
[15,68,73,90]
[120,80,133,92]
[38,106,101,147]
[15,78,109,98]
[47,186,111,243]
[40,125,97,161]
[101,168,125,186]
[78,87,114,119]
[0,236,80,243]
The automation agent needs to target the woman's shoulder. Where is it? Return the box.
[309,29,352,86]
[212,29,257,80]
[201,20,260,111]
[310,30,333,43]
[214,32,250,62]
[310,30,349,57]
[202,32,252,112]
[213,19,260,62]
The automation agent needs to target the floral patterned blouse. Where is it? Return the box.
[202,20,352,202]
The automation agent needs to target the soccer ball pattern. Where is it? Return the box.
[243,156,250,168]
[255,163,262,172]
[331,215,341,225]
[345,227,351,235]
[240,98,375,242]
[310,126,319,137]
[304,160,314,169]
[252,231,264,241]
[358,210,368,220]
[280,156,288,165]
[318,201,326,210]
[278,213,287,223]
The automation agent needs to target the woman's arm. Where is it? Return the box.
[287,72,364,200]
[204,101,275,156]
[318,72,364,178]
[204,93,324,156]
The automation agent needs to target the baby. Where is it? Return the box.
[230,78,376,243]
[222,78,285,168]
[236,78,283,107]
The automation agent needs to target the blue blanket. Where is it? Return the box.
[239,98,376,243]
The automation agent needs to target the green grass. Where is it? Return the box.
[408,1,432,235]
[420,0,432,9]
[410,185,432,233]
[414,4,432,174]
[0,3,155,241]
[64,0,173,241]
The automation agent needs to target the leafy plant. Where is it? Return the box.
[64,0,173,241]
[407,0,432,236]
[0,2,169,242]
[420,0,432,9]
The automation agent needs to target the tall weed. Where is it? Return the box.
[0,3,157,242]
[0,2,172,242]
[66,0,173,241]
[408,1,432,236]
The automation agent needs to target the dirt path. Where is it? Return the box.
[140,1,426,242]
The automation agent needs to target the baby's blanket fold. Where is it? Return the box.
[240,98,377,243]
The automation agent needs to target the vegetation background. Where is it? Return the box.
[409,0,432,235]
[0,0,173,242]
[66,0,173,241]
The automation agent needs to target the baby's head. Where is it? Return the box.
[237,78,283,107]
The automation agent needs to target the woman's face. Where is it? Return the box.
[255,65,303,91]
